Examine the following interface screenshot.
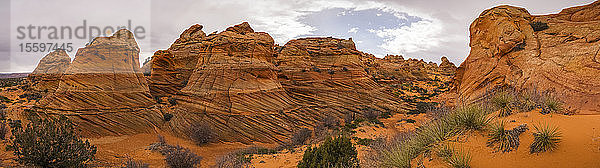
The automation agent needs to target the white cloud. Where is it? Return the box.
[348,27,359,33]
[370,19,443,55]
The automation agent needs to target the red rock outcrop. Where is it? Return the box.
[35,29,161,137]
[453,2,600,114]
[28,49,71,94]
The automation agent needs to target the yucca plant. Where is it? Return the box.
[437,145,471,168]
[487,122,527,152]
[447,148,471,168]
[530,124,561,153]
[491,91,515,117]
[541,96,563,114]
[449,105,492,131]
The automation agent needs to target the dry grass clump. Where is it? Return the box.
[122,157,149,168]
[530,124,561,153]
[482,87,565,116]
[375,104,491,167]
[540,96,563,114]
[490,91,516,117]
[487,122,528,152]
[290,128,312,146]
[435,144,471,168]
[188,122,215,145]
[148,135,202,168]
[215,146,277,168]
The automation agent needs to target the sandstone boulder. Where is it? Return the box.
[35,29,161,137]
[453,2,600,114]
[28,49,71,94]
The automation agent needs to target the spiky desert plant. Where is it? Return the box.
[446,148,471,168]
[487,122,527,152]
[541,96,563,114]
[449,105,492,131]
[436,144,453,158]
[530,124,561,153]
[491,91,515,117]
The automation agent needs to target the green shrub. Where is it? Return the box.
[530,124,561,153]
[297,136,359,168]
[7,115,97,167]
[541,96,562,114]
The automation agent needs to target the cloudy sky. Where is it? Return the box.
[0,0,595,72]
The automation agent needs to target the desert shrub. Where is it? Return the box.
[409,102,436,114]
[322,115,339,129]
[354,137,375,146]
[540,96,563,114]
[290,128,312,146]
[426,103,452,120]
[122,157,149,168]
[297,136,359,168]
[436,144,453,158]
[19,92,43,101]
[343,112,356,126]
[215,146,276,168]
[188,122,214,145]
[163,145,202,168]
[445,148,471,168]
[490,91,516,117]
[168,97,177,106]
[163,113,173,121]
[7,115,97,167]
[362,107,380,123]
[487,122,528,152]
[448,105,492,131]
[530,124,561,153]
[0,120,7,140]
[530,21,549,32]
[153,96,163,103]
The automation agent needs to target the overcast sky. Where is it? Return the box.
[0,0,596,73]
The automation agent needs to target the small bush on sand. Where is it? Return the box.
[122,157,149,168]
[487,122,528,152]
[290,128,312,146]
[164,145,202,168]
[215,146,276,168]
[297,136,359,168]
[188,122,215,145]
[530,124,561,153]
[7,115,97,167]
[362,107,380,123]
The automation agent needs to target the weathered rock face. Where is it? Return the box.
[36,29,161,137]
[276,37,402,116]
[28,49,71,94]
[153,22,300,143]
[149,24,206,97]
[453,2,600,114]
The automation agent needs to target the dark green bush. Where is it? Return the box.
[297,136,359,168]
[7,115,97,167]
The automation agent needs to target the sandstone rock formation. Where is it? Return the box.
[453,2,600,114]
[28,49,71,94]
[35,29,161,136]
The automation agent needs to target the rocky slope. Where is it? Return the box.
[452,2,600,114]
[27,49,71,94]
[34,29,161,137]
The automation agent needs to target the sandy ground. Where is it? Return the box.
[423,110,600,168]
